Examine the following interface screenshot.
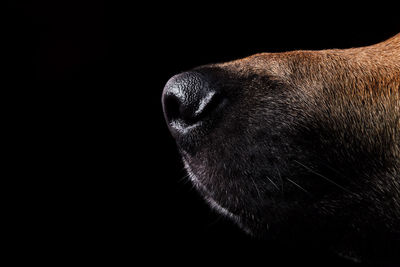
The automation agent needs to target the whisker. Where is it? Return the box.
[320,162,348,180]
[249,176,263,200]
[286,178,311,195]
[274,165,285,194]
[178,173,191,184]
[177,173,199,193]
[294,160,353,194]
[206,213,225,228]
[266,176,280,191]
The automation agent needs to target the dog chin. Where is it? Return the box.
[182,158,253,235]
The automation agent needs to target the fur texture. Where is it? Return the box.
[165,33,400,264]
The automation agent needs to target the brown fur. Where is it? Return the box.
[164,33,400,264]
[213,33,400,178]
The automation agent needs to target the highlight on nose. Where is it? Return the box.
[162,71,223,137]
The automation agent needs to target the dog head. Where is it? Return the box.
[162,34,400,262]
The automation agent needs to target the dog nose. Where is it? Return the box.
[162,71,223,139]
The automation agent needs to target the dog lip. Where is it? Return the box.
[182,157,211,194]
[182,157,243,223]
[204,195,242,221]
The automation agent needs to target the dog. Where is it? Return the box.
[162,33,400,265]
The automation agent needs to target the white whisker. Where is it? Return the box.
[287,178,311,195]
[266,176,280,191]
[294,160,353,194]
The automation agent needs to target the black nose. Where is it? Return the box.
[162,71,223,140]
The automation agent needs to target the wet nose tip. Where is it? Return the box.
[162,71,222,130]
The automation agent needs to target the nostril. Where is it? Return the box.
[163,91,223,126]
[163,94,181,123]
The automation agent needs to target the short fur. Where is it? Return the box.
[166,34,400,264]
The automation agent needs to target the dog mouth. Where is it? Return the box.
[182,158,210,194]
[182,157,256,235]
[183,159,242,218]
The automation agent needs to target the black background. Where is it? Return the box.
[6,1,400,266]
